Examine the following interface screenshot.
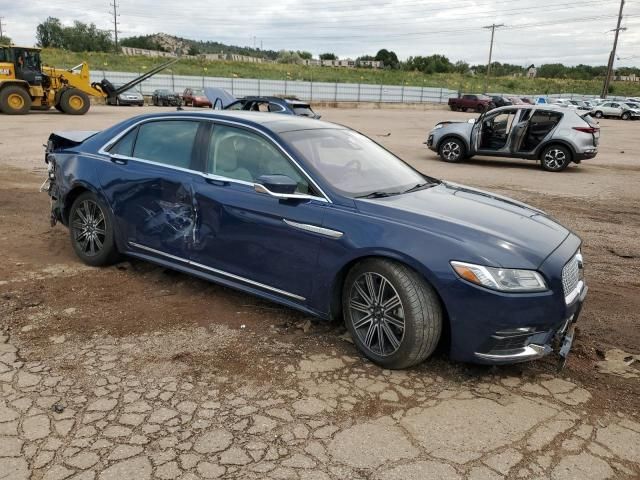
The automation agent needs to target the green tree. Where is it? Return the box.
[36,17,64,48]
[319,52,337,60]
[0,35,11,45]
[188,45,200,56]
[375,49,399,69]
[296,50,312,60]
[405,54,452,74]
[277,50,303,64]
[36,17,112,52]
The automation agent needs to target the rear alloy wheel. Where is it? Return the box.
[60,89,90,115]
[594,111,603,118]
[621,112,630,120]
[438,138,465,163]
[343,259,442,369]
[541,145,571,172]
[69,192,119,266]
[0,86,32,115]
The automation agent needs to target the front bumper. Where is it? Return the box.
[118,98,144,106]
[443,233,586,365]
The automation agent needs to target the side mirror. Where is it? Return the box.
[255,174,298,195]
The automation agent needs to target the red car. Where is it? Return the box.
[182,88,212,108]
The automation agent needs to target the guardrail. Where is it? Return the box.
[94,70,634,105]
[94,70,459,104]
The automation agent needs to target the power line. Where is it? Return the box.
[602,0,626,97]
[109,1,120,52]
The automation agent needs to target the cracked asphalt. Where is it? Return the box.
[1,106,639,479]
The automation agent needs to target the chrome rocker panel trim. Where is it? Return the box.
[128,241,305,301]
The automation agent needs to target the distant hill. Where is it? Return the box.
[120,33,279,60]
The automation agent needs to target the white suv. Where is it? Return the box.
[591,101,640,120]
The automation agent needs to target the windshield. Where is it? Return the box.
[626,103,639,109]
[281,128,429,198]
[192,89,205,96]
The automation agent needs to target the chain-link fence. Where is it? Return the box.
[95,70,459,104]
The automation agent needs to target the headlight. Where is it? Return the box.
[433,124,444,130]
[450,261,547,292]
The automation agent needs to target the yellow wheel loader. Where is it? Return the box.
[0,45,177,115]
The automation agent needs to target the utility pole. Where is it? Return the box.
[601,0,626,98]
[0,17,5,41]
[483,23,504,93]
[109,2,120,52]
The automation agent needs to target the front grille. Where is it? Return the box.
[562,252,581,298]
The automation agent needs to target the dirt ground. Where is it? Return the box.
[0,105,639,480]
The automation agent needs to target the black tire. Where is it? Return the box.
[594,110,603,118]
[69,192,120,266]
[343,259,442,369]
[541,144,571,172]
[438,137,466,163]
[621,112,630,120]
[0,85,32,115]
[60,89,90,115]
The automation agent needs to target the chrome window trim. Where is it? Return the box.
[129,241,305,301]
[283,219,343,239]
[97,115,332,204]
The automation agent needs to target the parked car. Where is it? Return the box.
[182,88,212,108]
[225,96,321,119]
[448,94,495,113]
[43,111,586,368]
[489,96,512,108]
[590,101,640,120]
[506,96,527,105]
[106,85,144,106]
[152,89,181,106]
[520,97,533,104]
[426,105,599,171]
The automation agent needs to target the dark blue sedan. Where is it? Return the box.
[43,111,586,369]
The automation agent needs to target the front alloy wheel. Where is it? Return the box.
[343,259,442,369]
[349,272,405,357]
[439,138,465,163]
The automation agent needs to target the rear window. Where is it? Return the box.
[293,106,315,117]
[132,120,200,169]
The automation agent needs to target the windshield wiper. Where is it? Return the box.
[356,191,397,199]
[401,181,440,194]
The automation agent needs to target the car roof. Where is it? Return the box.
[123,110,338,134]
[490,104,568,113]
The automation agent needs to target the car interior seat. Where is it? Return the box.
[213,137,253,182]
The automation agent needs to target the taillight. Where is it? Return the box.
[573,127,599,134]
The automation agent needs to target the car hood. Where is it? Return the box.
[355,182,570,269]
[432,122,475,135]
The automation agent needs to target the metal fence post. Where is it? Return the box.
[439,88,443,104]
[420,87,424,103]
[357,83,361,102]
[401,84,405,103]
[310,80,313,101]
[231,77,234,95]
[379,84,383,103]
[334,82,338,102]
[258,79,261,96]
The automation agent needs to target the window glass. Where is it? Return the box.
[132,121,199,169]
[207,125,309,193]
[226,101,244,110]
[109,127,138,156]
[268,103,285,112]
[293,106,315,117]
[281,128,425,198]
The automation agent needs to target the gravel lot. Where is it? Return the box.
[0,105,639,479]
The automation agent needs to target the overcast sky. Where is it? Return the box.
[4,0,640,67]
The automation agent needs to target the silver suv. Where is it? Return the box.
[426,105,599,172]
